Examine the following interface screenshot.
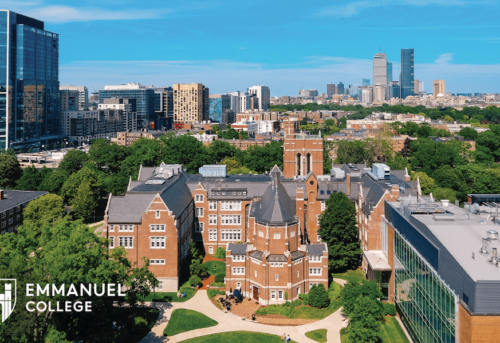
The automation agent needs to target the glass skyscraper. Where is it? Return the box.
[387,62,393,83]
[400,49,414,99]
[0,10,61,150]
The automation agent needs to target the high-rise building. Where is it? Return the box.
[413,79,420,94]
[373,52,388,87]
[373,84,386,103]
[173,83,209,123]
[162,88,173,116]
[0,10,61,150]
[387,62,393,83]
[360,87,373,105]
[60,90,79,112]
[419,81,424,93]
[227,91,242,113]
[209,94,231,123]
[349,85,359,98]
[60,85,88,110]
[362,79,371,86]
[248,85,270,111]
[327,84,337,97]
[337,82,345,95]
[433,80,445,98]
[400,48,415,99]
[389,81,400,99]
[299,89,318,98]
[99,83,154,126]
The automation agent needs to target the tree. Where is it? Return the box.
[89,139,128,174]
[432,187,457,203]
[443,115,454,122]
[60,167,102,205]
[0,218,157,342]
[0,152,22,189]
[458,127,478,140]
[221,157,241,173]
[71,181,100,222]
[243,141,283,173]
[308,284,330,308]
[385,152,409,170]
[15,166,42,191]
[23,194,68,227]
[335,140,374,165]
[411,171,436,195]
[208,140,237,163]
[318,192,362,271]
[228,166,257,175]
[348,296,382,343]
[340,281,383,318]
[161,134,211,173]
[38,169,69,195]
[59,149,89,174]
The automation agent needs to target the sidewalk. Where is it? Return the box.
[139,289,348,343]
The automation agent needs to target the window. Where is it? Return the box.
[297,271,299,277]
[150,259,166,265]
[209,229,217,241]
[1,222,5,228]
[118,237,133,248]
[155,211,160,219]
[221,201,241,211]
[16,206,20,212]
[271,263,283,267]
[158,282,163,290]
[317,215,320,225]
[209,215,217,225]
[15,215,20,221]
[109,237,115,248]
[321,201,326,211]
[278,291,284,300]
[150,224,165,232]
[8,218,13,224]
[271,291,276,300]
[119,225,134,232]
[150,237,166,249]
[108,225,115,232]
[195,194,204,202]
[275,274,279,281]
[258,231,264,238]
[221,229,241,241]
[232,267,245,275]
[310,255,321,262]
[273,233,281,239]
[290,231,295,238]
[8,209,13,215]
[220,215,241,225]
[297,286,300,295]
[320,190,324,195]
[208,246,214,254]
[236,282,241,289]
[195,208,204,217]
[195,222,204,232]
[1,212,5,219]
[209,201,217,210]
[254,270,257,277]
[309,268,322,276]
[233,255,245,261]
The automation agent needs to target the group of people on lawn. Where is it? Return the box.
[281,333,291,342]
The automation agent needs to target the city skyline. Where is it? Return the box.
[4,1,499,96]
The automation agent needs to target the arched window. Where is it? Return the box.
[296,153,302,176]
[306,153,312,174]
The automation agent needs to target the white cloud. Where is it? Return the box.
[435,53,454,64]
[22,5,172,23]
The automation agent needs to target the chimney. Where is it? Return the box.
[346,173,351,196]
[404,167,411,182]
[391,184,400,197]
[0,190,3,200]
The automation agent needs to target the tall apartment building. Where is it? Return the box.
[337,82,345,95]
[99,83,155,125]
[433,80,445,98]
[373,84,386,103]
[327,84,337,97]
[400,49,415,99]
[299,89,318,98]
[248,85,270,111]
[387,62,393,83]
[172,83,209,123]
[361,87,373,105]
[60,90,79,112]
[151,87,172,118]
[227,91,242,113]
[373,52,388,87]
[389,81,400,99]
[60,85,88,110]
[414,79,420,94]
[209,94,232,123]
[0,10,61,151]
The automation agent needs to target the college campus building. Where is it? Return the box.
[0,190,48,235]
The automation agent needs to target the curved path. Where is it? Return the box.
[140,279,349,343]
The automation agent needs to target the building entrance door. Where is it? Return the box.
[252,285,259,300]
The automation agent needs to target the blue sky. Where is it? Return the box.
[7,0,500,96]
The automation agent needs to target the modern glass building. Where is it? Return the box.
[209,94,231,123]
[337,82,345,95]
[362,79,370,86]
[400,49,414,99]
[0,10,61,150]
[387,62,393,83]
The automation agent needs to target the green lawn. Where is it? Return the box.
[178,331,298,343]
[340,317,410,343]
[287,298,342,319]
[305,329,327,343]
[331,269,365,284]
[203,261,226,276]
[340,332,348,343]
[137,287,197,302]
[164,309,218,336]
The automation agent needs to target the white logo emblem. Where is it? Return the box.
[0,279,17,322]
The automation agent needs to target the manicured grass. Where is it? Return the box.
[305,329,327,343]
[331,269,365,284]
[137,287,197,302]
[163,309,218,336]
[178,331,298,343]
[340,332,348,343]
[96,307,159,343]
[379,317,411,343]
[203,260,226,276]
[287,298,342,319]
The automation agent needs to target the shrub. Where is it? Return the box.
[210,282,225,287]
[283,301,291,307]
[190,259,208,278]
[215,273,225,283]
[208,289,226,298]
[308,284,330,309]
[285,290,288,301]
[188,275,202,287]
[290,299,302,310]
[384,302,397,316]
[134,316,148,330]
[299,293,309,305]
[215,247,226,259]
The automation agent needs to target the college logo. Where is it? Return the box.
[0,279,17,323]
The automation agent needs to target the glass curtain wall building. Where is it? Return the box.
[400,49,414,99]
[0,10,61,150]
[387,62,393,83]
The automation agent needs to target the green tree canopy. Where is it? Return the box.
[458,127,478,140]
[0,151,22,189]
[59,150,89,174]
[23,194,68,227]
[243,141,283,173]
[15,166,42,191]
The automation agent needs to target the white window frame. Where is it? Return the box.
[150,237,166,249]
[220,201,241,211]
[158,282,163,290]
[195,194,204,203]
[118,225,134,232]
[221,229,241,241]
[278,291,284,300]
[321,200,326,211]
[317,215,320,225]
[195,207,204,218]
[15,215,20,221]
[109,237,115,248]
[233,255,245,261]
[118,236,134,249]
[236,282,241,289]
[209,201,217,210]
[220,215,241,225]
[208,246,214,254]
[209,214,217,225]
[258,231,264,238]
[155,211,160,219]
[232,267,245,275]
[275,274,279,281]
[273,233,281,239]
[1,222,5,228]
[150,224,166,232]
[254,270,257,277]
[309,268,322,276]
[310,255,321,262]
[209,229,217,241]
[8,218,13,224]
[150,259,166,265]
[195,222,204,233]
[271,291,276,300]
[108,225,115,232]
[290,231,295,238]
[297,286,300,295]
[297,271,299,277]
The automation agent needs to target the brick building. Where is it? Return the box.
[0,190,48,235]
[283,122,324,178]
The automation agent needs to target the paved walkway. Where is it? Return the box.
[139,286,349,343]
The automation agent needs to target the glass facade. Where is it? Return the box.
[394,230,458,343]
[0,10,60,150]
[99,88,154,126]
[387,62,393,83]
[400,48,414,99]
[209,98,222,122]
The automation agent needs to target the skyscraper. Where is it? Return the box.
[400,48,415,99]
[60,85,88,110]
[362,79,371,87]
[209,94,231,123]
[387,62,393,83]
[0,10,61,150]
[373,52,388,87]
[337,82,345,95]
[326,84,337,97]
[248,85,270,111]
[433,80,445,98]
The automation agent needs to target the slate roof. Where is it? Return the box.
[305,243,327,255]
[107,193,155,223]
[267,254,288,262]
[0,190,47,212]
[291,251,305,261]
[250,250,264,260]
[227,243,248,255]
